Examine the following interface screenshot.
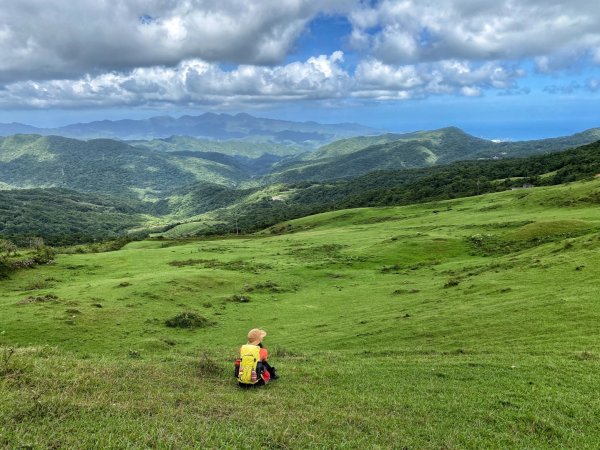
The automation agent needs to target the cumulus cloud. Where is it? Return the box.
[0,52,350,108]
[352,59,522,100]
[0,0,350,83]
[0,53,525,108]
[1,0,599,109]
[349,0,600,67]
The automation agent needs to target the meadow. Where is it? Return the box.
[2,179,600,448]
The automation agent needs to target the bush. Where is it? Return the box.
[228,294,251,303]
[444,279,461,288]
[165,311,215,329]
[32,246,56,264]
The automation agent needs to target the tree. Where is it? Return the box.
[30,236,44,250]
[0,239,17,257]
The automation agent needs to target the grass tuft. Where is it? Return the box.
[165,311,215,329]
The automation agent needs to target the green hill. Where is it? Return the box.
[151,182,258,218]
[307,132,406,159]
[0,134,250,198]
[130,135,306,158]
[2,132,600,246]
[0,188,146,246]
[268,127,600,183]
[2,179,600,447]
[159,139,600,237]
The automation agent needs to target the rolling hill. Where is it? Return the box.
[267,126,600,183]
[159,139,600,238]
[1,127,600,245]
[129,135,305,158]
[0,134,251,198]
[0,188,146,246]
[2,179,600,447]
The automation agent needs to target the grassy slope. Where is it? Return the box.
[2,180,600,447]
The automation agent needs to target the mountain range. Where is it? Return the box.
[2,125,600,199]
[265,126,600,183]
[1,119,600,244]
[0,113,379,146]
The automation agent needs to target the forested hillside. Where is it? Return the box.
[267,127,600,183]
[1,128,600,245]
[0,188,145,246]
[0,134,250,197]
[162,140,600,237]
[130,135,305,158]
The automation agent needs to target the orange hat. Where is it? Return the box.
[247,328,267,345]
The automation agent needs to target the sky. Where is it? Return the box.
[1,0,600,139]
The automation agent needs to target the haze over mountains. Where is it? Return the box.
[0,113,379,146]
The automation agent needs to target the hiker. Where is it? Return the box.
[235,328,278,387]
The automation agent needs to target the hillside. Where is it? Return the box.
[2,180,600,447]
[307,132,406,159]
[130,135,306,158]
[0,134,250,198]
[1,131,600,245]
[268,127,600,183]
[0,188,146,246]
[159,139,600,238]
[0,113,380,145]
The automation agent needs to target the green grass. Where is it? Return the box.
[2,179,600,448]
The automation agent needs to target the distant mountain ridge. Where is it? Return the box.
[0,113,381,146]
[266,126,600,183]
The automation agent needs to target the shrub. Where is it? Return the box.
[197,352,224,377]
[575,351,597,361]
[165,311,215,329]
[444,279,461,288]
[228,294,251,303]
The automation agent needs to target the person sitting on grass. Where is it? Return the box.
[236,328,278,387]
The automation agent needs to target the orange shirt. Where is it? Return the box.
[259,347,268,361]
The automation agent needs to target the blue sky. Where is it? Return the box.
[1,1,600,140]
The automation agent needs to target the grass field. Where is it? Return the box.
[2,179,600,448]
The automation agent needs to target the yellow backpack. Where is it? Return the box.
[238,344,261,385]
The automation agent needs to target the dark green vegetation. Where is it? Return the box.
[267,126,600,183]
[2,180,600,448]
[0,188,144,246]
[161,140,600,237]
[0,134,250,197]
[130,135,305,158]
[2,126,600,244]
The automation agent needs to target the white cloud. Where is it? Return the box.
[0,53,525,108]
[1,0,599,109]
[349,0,600,67]
[0,0,351,83]
[0,53,351,108]
[352,59,522,100]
